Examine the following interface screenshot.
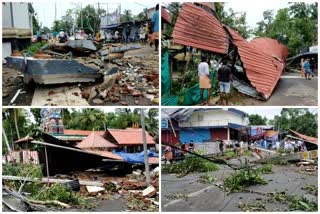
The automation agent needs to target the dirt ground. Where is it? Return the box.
[2,44,159,106]
[162,164,317,212]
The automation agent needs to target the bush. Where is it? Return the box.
[224,168,267,192]
[162,153,219,177]
[32,184,92,208]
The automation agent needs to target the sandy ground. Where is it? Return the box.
[161,164,317,212]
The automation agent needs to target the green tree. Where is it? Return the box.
[269,109,317,137]
[248,114,268,125]
[121,9,133,22]
[215,3,251,39]
[253,2,318,56]
[33,16,40,34]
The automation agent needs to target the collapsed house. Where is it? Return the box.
[4,108,159,175]
[5,36,158,105]
[163,3,288,102]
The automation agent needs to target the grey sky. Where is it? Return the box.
[32,0,157,28]
[161,108,317,120]
[225,0,290,30]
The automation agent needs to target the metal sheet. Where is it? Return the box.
[227,27,286,99]
[172,3,228,54]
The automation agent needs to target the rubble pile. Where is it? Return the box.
[40,41,159,105]
[5,40,159,105]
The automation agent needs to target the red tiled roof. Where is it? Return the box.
[64,128,156,145]
[161,6,171,24]
[251,38,288,62]
[108,128,156,145]
[227,27,286,99]
[290,130,318,145]
[64,130,104,135]
[76,132,117,149]
[172,3,228,54]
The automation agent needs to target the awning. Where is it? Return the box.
[290,130,318,145]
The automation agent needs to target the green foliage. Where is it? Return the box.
[162,152,219,177]
[254,2,318,56]
[121,9,133,22]
[269,108,317,137]
[256,164,273,174]
[32,16,40,34]
[272,191,318,211]
[32,184,92,208]
[76,5,105,34]
[2,109,33,154]
[302,184,318,196]
[248,114,268,125]
[198,173,217,184]
[224,168,267,192]
[3,163,43,177]
[25,42,47,56]
[215,3,251,39]
[163,3,182,37]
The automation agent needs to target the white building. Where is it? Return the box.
[2,2,34,62]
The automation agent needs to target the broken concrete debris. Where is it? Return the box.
[5,40,158,105]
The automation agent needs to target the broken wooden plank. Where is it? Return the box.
[3,175,104,187]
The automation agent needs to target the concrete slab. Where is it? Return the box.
[31,86,89,106]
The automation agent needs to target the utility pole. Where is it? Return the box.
[140,109,151,186]
[54,2,57,21]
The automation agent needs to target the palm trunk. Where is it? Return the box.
[14,109,20,139]
[2,126,12,152]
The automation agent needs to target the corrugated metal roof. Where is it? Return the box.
[227,27,286,99]
[251,38,288,61]
[290,130,318,145]
[161,6,171,24]
[64,128,156,145]
[109,128,156,145]
[76,132,117,149]
[172,3,228,54]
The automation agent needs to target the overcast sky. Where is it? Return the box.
[225,0,290,29]
[32,0,157,28]
[162,108,317,120]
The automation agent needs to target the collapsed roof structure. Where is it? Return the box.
[171,3,288,100]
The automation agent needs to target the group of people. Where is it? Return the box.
[198,56,232,106]
[163,141,195,163]
[300,58,316,80]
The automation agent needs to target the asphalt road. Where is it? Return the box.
[161,164,317,212]
[239,74,317,106]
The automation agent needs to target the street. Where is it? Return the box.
[162,164,317,212]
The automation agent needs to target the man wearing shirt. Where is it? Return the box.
[198,55,211,105]
[217,60,233,105]
[152,4,159,51]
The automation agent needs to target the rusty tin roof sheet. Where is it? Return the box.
[290,130,318,145]
[227,27,286,99]
[251,38,288,61]
[162,7,171,24]
[172,3,228,54]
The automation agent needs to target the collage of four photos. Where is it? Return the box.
[1,0,319,212]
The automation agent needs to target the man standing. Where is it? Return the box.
[125,25,131,43]
[219,140,224,154]
[217,60,232,105]
[310,58,316,77]
[198,55,211,105]
[151,4,159,51]
[304,58,311,80]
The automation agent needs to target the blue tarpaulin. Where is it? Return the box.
[113,151,159,164]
